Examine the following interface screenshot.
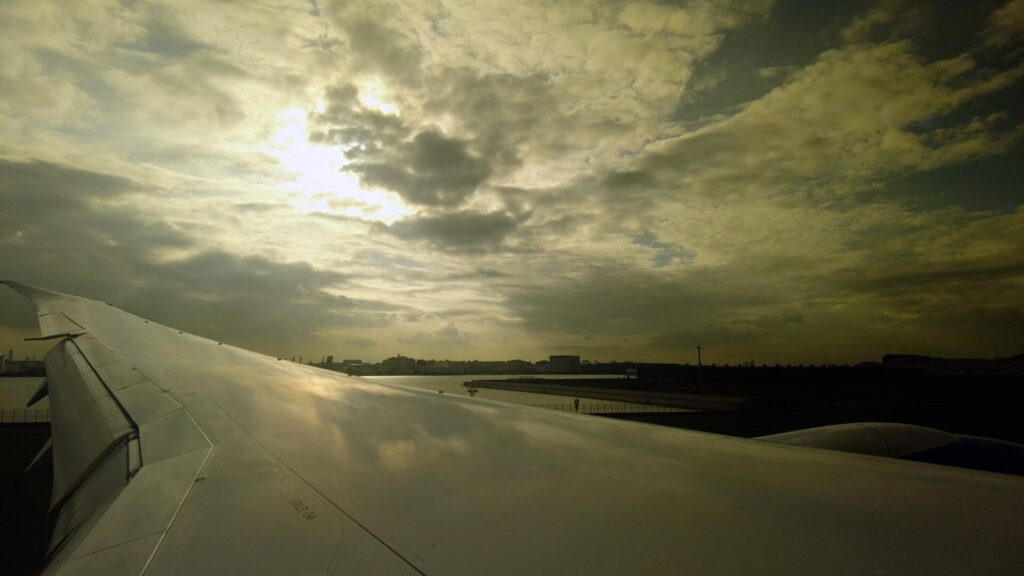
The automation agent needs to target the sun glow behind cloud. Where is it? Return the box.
[265,108,409,223]
[357,79,400,116]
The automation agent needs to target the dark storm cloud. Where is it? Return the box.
[138,250,347,299]
[500,263,787,338]
[654,309,805,347]
[601,171,655,193]
[350,130,492,207]
[385,210,520,252]
[837,262,1024,296]
[1,158,137,201]
[818,256,1024,357]
[497,201,1024,360]
[122,250,393,351]
[447,268,509,281]
[232,202,285,213]
[341,16,423,84]
[310,83,410,154]
[0,159,190,259]
[312,84,493,207]
[421,71,563,174]
[826,256,1024,335]
[1,158,188,327]
[0,158,399,354]
[310,69,575,211]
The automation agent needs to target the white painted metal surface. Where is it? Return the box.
[5,281,1024,575]
[758,422,960,457]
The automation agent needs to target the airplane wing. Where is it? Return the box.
[5,280,1023,575]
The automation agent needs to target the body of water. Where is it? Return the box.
[364,374,678,413]
[0,374,677,417]
[0,377,47,409]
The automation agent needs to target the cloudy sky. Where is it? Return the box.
[2,0,1022,365]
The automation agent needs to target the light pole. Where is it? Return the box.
[696,345,703,389]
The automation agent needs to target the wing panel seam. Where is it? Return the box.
[191,388,428,576]
[70,338,142,466]
[139,447,214,576]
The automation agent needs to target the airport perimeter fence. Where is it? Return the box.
[0,408,51,424]
[529,402,689,414]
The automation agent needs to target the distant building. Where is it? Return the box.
[548,355,581,374]
[882,353,1024,375]
[329,362,374,375]
[506,359,532,373]
[2,357,45,376]
[382,355,417,374]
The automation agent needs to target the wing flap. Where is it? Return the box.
[47,432,132,555]
[45,339,134,510]
[42,342,213,572]
[70,449,209,560]
[7,281,216,570]
[38,313,86,339]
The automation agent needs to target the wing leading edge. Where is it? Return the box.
[5,280,1024,575]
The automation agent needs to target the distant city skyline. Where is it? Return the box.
[287,350,1024,378]
[3,1,1022,364]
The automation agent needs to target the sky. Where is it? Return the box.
[1,0,1022,365]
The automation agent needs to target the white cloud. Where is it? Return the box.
[2,0,1021,363]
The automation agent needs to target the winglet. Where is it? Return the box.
[1,280,78,306]
[2,281,89,339]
